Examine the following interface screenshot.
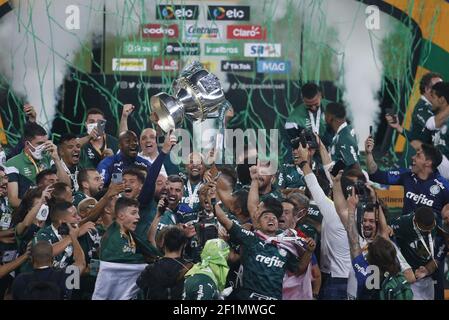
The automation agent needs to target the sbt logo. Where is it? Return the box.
[257,60,291,74]
[244,43,281,57]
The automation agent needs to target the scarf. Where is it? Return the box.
[255,228,307,258]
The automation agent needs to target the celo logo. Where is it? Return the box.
[141,24,178,39]
[227,25,267,40]
[204,43,241,56]
[164,43,200,56]
[151,58,179,71]
[123,42,160,56]
[156,5,199,20]
[207,5,250,21]
[221,60,254,72]
[244,43,281,57]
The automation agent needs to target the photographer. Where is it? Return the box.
[279,131,334,190]
[137,226,191,300]
[33,201,96,269]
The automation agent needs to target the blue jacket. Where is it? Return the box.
[369,168,449,222]
[97,152,153,186]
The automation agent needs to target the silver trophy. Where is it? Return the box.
[150,61,231,133]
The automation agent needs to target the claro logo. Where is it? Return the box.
[227,25,266,40]
[207,6,250,21]
[141,24,178,38]
[156,5,199,20]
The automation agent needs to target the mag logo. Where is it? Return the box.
[151,58,179,71]
[207,6,250,21]
[156,5,199,20]
[227,25,266,40]
[244,43,281,58]
[257,60,291,74]
[141,24,179,39]
[221,60,254,72]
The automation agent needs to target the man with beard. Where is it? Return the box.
[332,172,415,299]
[324,103,360,170]
[285,83,334,149]
[58,134,82,191]
[180,152,206,216]
[36,169,58,189]
[211,193,315,300]
[5,123,71,208]
[74,169,104,207]
[366,136,449,222]
[138,128,179,177]
[97,130,152,187]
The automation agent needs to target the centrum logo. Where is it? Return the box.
[185,24,222,39]
[141,24,178,39]
[204,43,241,56]
[156,5,199,20]
[207,5,250,21]
[227,25,267,40]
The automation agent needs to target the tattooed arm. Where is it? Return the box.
[346,188,361,260]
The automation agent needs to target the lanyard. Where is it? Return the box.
[61,160,79,191]
[186,181,201,208]
[91,135,107,156]
[308,108,321,134]
[413,220,436,266]
[25,153,41,175]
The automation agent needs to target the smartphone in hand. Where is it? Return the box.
[97,119,107,135]
[111,172,123,184]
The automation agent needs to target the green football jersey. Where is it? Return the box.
[99,221,146,264]
[405,98,434,143]
[180,181,202,214]
[228,223,299,300]
[34,224,74,269]
[285,99,334,147]
[259,188,283,202]
[79,134,119,169]
[433,118,449,158]
[329,122,360,167]
[183,273,219,300]
[390,213,436,271]
[277,164,306,190]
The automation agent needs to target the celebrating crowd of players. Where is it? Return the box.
[1,74,449,300]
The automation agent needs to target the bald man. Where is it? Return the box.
[139,128,167,177]
[97,130,153,186]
